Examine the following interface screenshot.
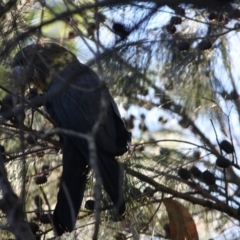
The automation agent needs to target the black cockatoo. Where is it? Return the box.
[12,43,131,236]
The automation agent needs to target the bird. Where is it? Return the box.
[12,43,131,236]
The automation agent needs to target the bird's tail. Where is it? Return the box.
[97,152,126,216]
[53,137,89,236]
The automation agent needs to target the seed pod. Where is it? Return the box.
[41,165,50,176]
[112,22,130,40]
[178,168,191,180]
[198,39,212,50]
[26,134,37,145]
[34,175,47,185]
[36,151,44,158]
[158,116,168,123]
[177,41,190,51]
[216,157,231,168]
[28,222,39,234]
[85,199,95,211]
[229,89,239,100]
[219,140,234,154]
[208,12,217,20]
[190,166,202,178]
[39,213,52,224]
[112,22,124,32]
[139,121,148,132]
[166,24,176,34]
[87,22,96,37]
[201,170,216,186]
[140,113,146,120]
[170,16,182,25]
[178,118,190,128]
[34,195,43,209]
[143,187,154,197]
[175,7,185,16]
[67,31,75,39]
[193,150,201,159]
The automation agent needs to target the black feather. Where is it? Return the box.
[13,43,131,236]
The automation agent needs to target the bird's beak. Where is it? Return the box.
[13,66,46,91]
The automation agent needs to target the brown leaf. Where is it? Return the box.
[163,199,199,240]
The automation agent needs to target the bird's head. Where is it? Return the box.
[12,43,77,91]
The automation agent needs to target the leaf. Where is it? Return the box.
[163,199,199,240]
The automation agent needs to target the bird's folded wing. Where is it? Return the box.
[46,61,129,156]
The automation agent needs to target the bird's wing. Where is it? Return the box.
[46,61,129,156]
[48,61,127,223]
